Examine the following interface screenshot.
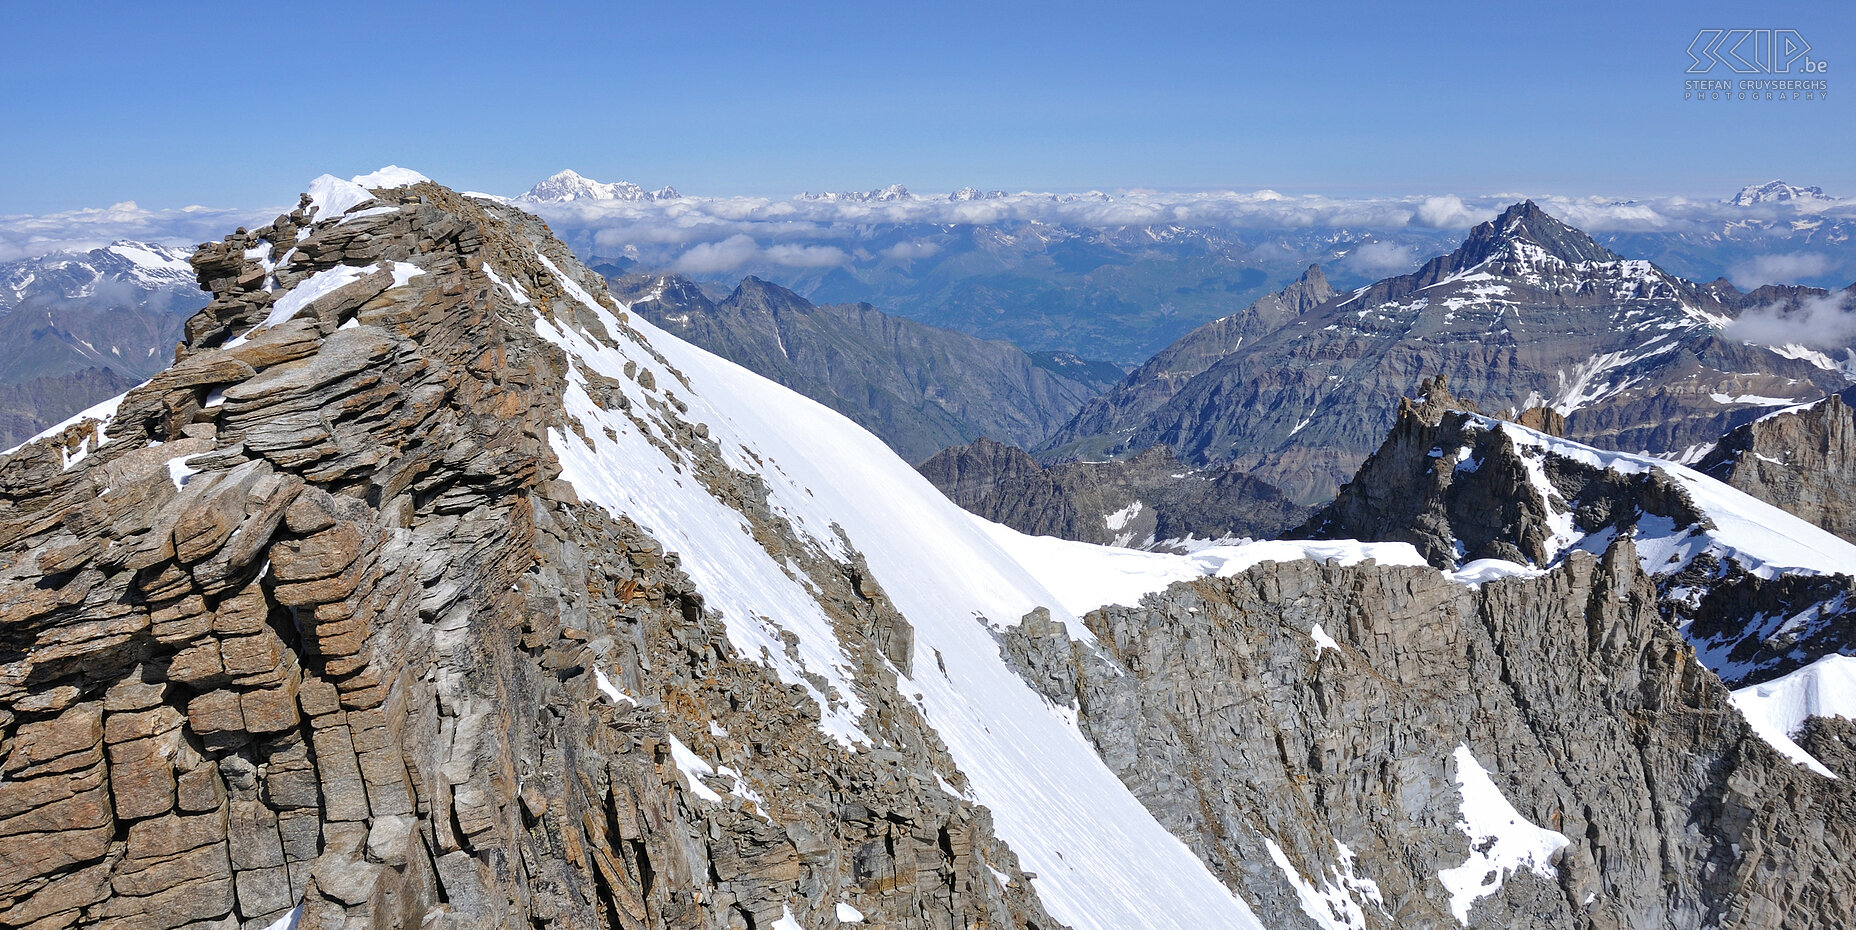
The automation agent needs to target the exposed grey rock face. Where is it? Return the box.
[1038,202,1854,503]
[1698,393,1856,542]
[1001,541,1856,929]
[0,183,1059,930]
[918,437,1311,547]
[1295,380,1856,689]
[613,271,1105,463]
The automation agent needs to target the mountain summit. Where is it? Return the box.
[1040,202,1852,501]
[1729,180,1836,206]
[1439,199,1620,270]
[516,168,679,204]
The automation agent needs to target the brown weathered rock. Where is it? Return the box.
[1699,392,1856,542]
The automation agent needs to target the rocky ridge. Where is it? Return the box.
[0,177,1062,930]
[1038,264,1337,463]
[1697,392,1856,543]
[918,437,1311,547]
[999,539,1856,929]
[1296,377,1856,689]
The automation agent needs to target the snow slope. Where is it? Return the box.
[976,520,1432,616]
[1466,415,1856,581]
[1436,746,1569,925]
[531,251,1270,930]
[1730,655,1856,778]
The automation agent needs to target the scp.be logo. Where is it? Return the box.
[1687,29,1828,73]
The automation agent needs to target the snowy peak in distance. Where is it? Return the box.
[1,239,198,310]
[100,240,195,282]
[950,187,1009,201]
[800,183,914,202]
[1729,180,1837,207]
[517,169,680,204]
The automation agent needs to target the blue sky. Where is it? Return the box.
[1,0,1848,213]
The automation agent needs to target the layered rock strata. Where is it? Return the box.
[0,181,1056,930]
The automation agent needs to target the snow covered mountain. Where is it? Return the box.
[0,239,198,312]
[515,168,679,204]
[0,239,211,446]
[1728,180,1838,207]
[3,173,1855,930]
[798,183,914,202]
[948,187,1009,201]
[1041,201,1856,503]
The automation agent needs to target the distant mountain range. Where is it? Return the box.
[1,239,197,311]
[607,271,1120,463]
[515,169,679,204]
[1038,201,1856,503]
[0,240,207,447]
[1729,180,1837,206]
[516,171,1856,364]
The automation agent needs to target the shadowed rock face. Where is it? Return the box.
[611,271,1106,464]
[1039,202,1854,504]
[1698,393,1856,543]
[918,437,1311,547]
[0,184,1061,930]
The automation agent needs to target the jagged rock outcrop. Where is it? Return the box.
[1038,202,1854,503]
[1697,393,1856,542]
[0,179,1062,930]
[918,438,1311,547]
[1000,540,1856,929]
[611,272,1105,463]
[1296,381,1856,689]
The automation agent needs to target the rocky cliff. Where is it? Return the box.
[1296,379,1856,689]
[1697,393,1856,543]
[918,437,1311,547]
[999,540,1856,929]
[0,176,1073,930]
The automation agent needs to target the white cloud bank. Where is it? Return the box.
[8,177,1854,291]
[1726,292,1856,350]
[0,201,280,262]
